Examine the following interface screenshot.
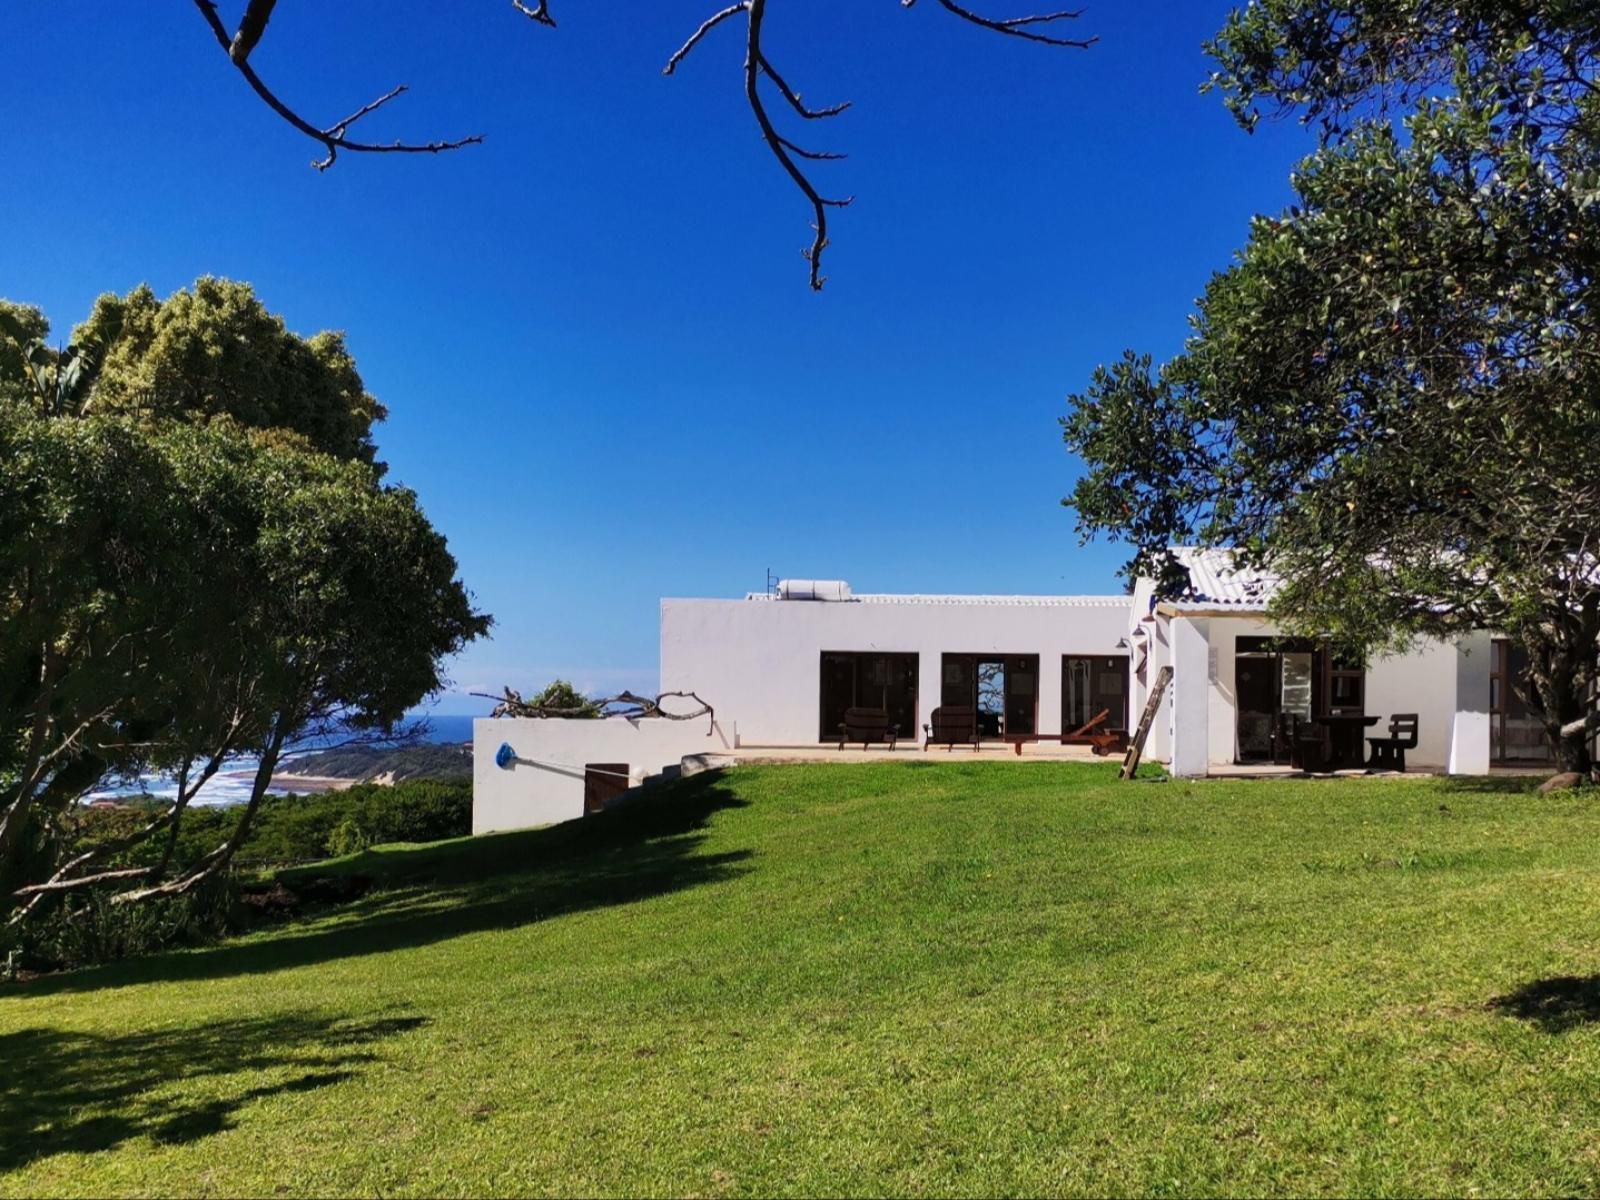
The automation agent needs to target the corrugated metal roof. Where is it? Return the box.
[1169,546,1279,611]
[743,592,1127,608]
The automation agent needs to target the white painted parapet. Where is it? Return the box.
[472,716,736,834]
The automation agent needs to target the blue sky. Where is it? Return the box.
[1,1,1315,713]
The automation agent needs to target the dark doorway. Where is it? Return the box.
[1062,656,1130,735]
[1491,639,1556,765]
[819,652,919,742]
[1234,638,1365,763]
[1235,638,1317,763]
[941,654,1038,738]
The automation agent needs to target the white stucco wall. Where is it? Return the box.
[472,716,735,834]
[659,595,1133,746]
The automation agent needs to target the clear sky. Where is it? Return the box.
[1,1,1316,714]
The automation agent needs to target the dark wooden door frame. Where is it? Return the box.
[1061,654,1131,737]
[941,653,1040,739]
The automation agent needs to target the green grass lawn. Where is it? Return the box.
[5,762,1600,1197]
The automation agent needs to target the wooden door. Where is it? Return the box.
[584,764,630,814]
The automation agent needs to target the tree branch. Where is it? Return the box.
[907,0,1098,48]
[191,0,483,171]
[511,0,557,27]
[228,0,277,64]
[664,2,750,76]
[476,688,715,728]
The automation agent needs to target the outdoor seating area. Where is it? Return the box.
[1284,711,1422,774]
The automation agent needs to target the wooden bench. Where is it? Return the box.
[924,705,980,751]
[839,707,898,750]
[1366,713,1419,772]
[1061,709,1126,756]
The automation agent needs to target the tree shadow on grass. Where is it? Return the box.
[0,1012,427,1169]
[7,772,753,998]
[1488,975,1600,1033]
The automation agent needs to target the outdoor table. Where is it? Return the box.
[1313,714,1380,771]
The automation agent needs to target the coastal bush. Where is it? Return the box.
[76,779,473,871]
[8,779,472,970]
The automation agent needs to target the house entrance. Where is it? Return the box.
[1234,638,1364,764]
[941,654,1038,738]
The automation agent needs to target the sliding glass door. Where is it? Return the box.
[819,652,919,742]
[940,654,1039,738]
[1062,656,1130,733]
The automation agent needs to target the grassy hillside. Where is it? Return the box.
[5,763,1600,1196]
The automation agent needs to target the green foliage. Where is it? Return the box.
[8,779,472,970]
[8,764,1600,1194]
[1065,0,1600,770]
[5,874,238,974]
[0,280,488,910]
[75,779,473,874]
[74,279,385,464]
[529,678,602,717]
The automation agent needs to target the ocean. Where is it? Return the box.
[88,712,481,808]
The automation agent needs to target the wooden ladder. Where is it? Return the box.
[1120,664,1172,781]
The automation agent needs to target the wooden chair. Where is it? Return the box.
[924,705,980,751]
[1284,712,1331,774]
[839,707,898,750]
[1366,713,1419,772]
[1061,709,1125,756]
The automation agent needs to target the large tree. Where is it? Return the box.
[4,279,383,464]
[0,285,488,913]
[1063,1,1600,776]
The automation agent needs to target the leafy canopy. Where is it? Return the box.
[1064,0,1600,769]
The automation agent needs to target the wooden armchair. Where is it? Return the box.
[839,707,898,750]
[924,705,980,751]
[1366,714,1419,772]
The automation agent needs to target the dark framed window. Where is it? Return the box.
[1063,656,1130,733]
[819,652,918,742]
[1491,638,1555,765]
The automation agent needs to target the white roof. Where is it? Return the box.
[1167,547,1279,612]
[744,592,1127,609]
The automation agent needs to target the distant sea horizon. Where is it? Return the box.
[89,711,482,808]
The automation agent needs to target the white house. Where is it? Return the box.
[1128,548,1554,777]
[660,581,1133,747]
[474,561,1556,831]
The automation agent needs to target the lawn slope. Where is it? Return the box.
[5,763,1600,1197]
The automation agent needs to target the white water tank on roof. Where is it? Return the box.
[777,579,853,602]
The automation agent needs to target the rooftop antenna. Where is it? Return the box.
[765,567,777,597]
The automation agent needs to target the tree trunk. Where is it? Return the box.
[1524,631,1595,779]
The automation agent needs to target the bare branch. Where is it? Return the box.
[759,57,853,120]
[512,0,557,27]
[776,135,847,161]
[229,0,277,64]
[664,2,751,76]
[324,85,410,140]
[191,0,483,171]
[907,0,1098,48]
[475,688,716,729]
[743,0,853,289]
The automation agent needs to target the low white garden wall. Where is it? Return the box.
[471,715,736,834]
